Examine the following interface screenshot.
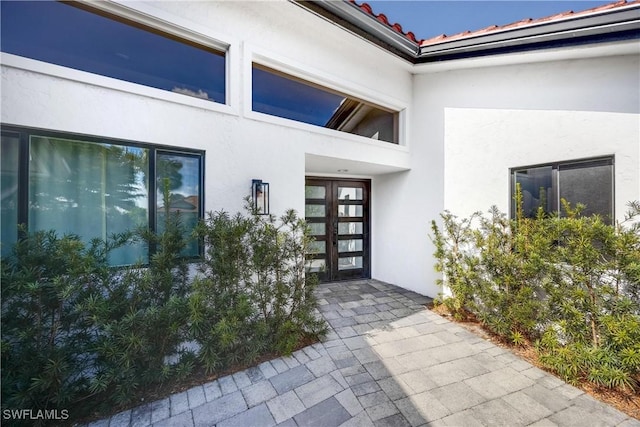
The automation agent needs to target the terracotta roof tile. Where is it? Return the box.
[349,0,639,47]
[349,0,420,42]
[420,0,640,46]
[376,13,389,25]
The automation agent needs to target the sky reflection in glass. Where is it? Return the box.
[252,65,344,126]
[1,1,225,103]
[252,65,399,143]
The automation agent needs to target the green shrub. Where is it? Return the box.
[188,207,260,372]
[1,212,192,418]
[1,230,116,413]
[431,196,640,392]
[1,198,326,423]
[430,211,479,319]
[191,201,327,373]
[472,207,550,339]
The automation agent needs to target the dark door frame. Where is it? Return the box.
[305,177,370,282]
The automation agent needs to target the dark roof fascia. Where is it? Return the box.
[417,6,640,63]
[417,29,640,64]
[295,1,640,64]
[292,0,420,62]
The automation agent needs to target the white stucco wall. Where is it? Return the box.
[2,1,638,299]
[430,51,640,219]
[373,50,640,298]
[444,108,639,219]
[1,0,412,219]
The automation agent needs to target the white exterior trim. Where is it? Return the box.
[85,0,233,52]
[1,53,238,116]
[81,0,242,111]
[1,0,638,298]
[244,42,410,148]
[413,39,640,74]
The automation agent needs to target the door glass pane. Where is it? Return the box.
[338,204,363,217]
[338,187,363,200]
[513,166,554,218]
[305,185,325,199]
[305,259,326,273]
[559,160,613,223]
[156,153,201,257]
[307,222,325,236]
[338,222,363,235]
[305,204,325,217]
[1,134,19,257]
[338,256,363,270]
[29,136,149,265]
[338,239,363,253]
[308,241,326,254]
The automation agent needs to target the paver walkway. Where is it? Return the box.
[92,280,639,427]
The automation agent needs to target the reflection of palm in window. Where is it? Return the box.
[2,127,205,264]
[156,153,201,258]
[24,136,150,265]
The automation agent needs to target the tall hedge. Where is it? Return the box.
[431,196,640,391]
[1,201,326,423]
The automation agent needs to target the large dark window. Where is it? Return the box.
[0,127,203,263]
[1,1,225,103]
[252,64,399,144]
[511,157,614,223]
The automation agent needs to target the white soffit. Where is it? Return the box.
[305,153,410,176]
[412,39,639,74]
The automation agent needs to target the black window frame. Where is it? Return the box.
[1,125,205,264]
[510,156,615,223]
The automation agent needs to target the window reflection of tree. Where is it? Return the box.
[29,137,148,236]
[1,135,20,257]
[28,136,149,264]
[156,154,200,257]
[156,157,184,211]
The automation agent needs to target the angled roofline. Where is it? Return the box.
[417,3,640,62]
[293,0,640,64]
[292,0,420,61]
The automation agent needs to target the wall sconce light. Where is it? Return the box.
[252,179,270,215]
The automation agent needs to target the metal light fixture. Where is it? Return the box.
[252,179,270,215]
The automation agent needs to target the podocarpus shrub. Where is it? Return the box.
[1,198,326,423]
[83,211,193,408]
[430,211,480,319]
[1,211,192,420]
[190,200,327,373]
[1,229,118,413]
[431,197,640,392]
[472,206,552,343]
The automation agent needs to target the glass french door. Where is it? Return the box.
[305,178,370,282]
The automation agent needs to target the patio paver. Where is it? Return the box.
[90,279,639,427]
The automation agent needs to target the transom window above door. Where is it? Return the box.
[252,64,399,144]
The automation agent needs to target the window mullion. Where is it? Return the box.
[552,166,560,217]
[149,148,157,256]
[18,132,29,236]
